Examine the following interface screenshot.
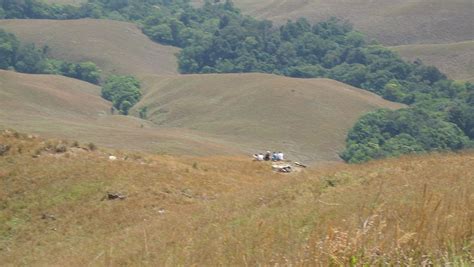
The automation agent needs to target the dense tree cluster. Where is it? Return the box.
[0,29,101,83]
[101,75,141,115]
[342,80,474,162]
[0,0,82,19]
[341,108,470,163]
[1,0,472,162]
[0,0,188,20]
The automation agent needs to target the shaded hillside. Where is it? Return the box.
[192,0,474,45]
[392,41,474,82]
[135,73,404,162]
[0,70,243,156]
[1,132,472,265]
[0,19,179,76]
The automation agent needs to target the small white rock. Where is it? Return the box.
[109,155,117,161]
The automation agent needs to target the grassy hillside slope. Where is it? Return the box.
[1,132,472,265]
[0,19,179,76]
[192,0,474,45]
[0,70,244,156]
[391,41,474,82]
[0,70,403,161]
[135,73,404,162]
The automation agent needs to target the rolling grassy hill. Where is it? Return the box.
[1,132,472,265]
[0,19,179,76]
[192,0,474,46]
[0,70,244,156]
[134,73,404,162]
[0,70,402,162]
[391,41,474,82]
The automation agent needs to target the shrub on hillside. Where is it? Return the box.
[0,30,19,69]
[0,144,11,156]
[101,75,141,115]
[87,142,97,151]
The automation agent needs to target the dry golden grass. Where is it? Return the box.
[0,19,179,76]
[192,0,474,45]
[0,131,472,265]
[392,41,474,82]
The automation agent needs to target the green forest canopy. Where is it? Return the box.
[1,0,473,162]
